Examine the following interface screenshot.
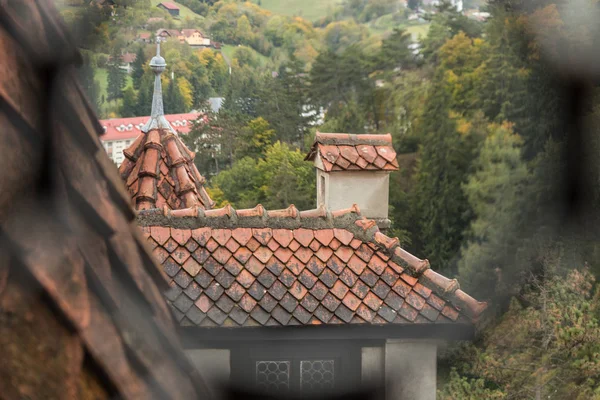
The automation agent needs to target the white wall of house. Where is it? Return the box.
[102,138,135,166]
[317,168,391,220]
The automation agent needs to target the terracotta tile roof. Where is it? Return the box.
[306,132,400,172]
[120,52,136,64]
[181,28,204,37]
[100,112,201,141]
[157,28,181,37]
[138,32,151,39]
[158,2,180,10]
[138,205,487,328]
[0,1,210,398]
[118,128,215,211]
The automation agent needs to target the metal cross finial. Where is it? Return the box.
[142,36,175,133]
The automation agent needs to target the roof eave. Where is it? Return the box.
[180,323,476,346]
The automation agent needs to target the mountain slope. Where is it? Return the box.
[252,0,340,21]
[150,0,204,20]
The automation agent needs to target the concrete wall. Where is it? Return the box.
[384,340,437,400]
[186,349,230,395]
[362,346,385,387]
[317,169,390,220]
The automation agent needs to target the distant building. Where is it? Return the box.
[157,2,180,17]
[466,10,491,21]
[137,32,152,43]
[180,29,211,47]
[302,105,325,126]
[119,52,137,74]
[157,28,181,42]
[100,113,201,165]
[155,28,211,47]
[426,0,463,12]
[208,97,224,113]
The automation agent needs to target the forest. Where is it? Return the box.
[62,0,600,398]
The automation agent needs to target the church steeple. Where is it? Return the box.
[142,38,176,134]
[119,37,215,212]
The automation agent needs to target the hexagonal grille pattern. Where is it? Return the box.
[255,361,290,393]
[300,360,335,391]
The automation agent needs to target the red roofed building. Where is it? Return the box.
[181,28,211,47]
[119,51,137,73]
[120,42,487,399]
[138,32,152,43]
[157,1,180,16]
[100,113,203,165]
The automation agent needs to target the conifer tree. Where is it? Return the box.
[107,62,125,101]
[407,0,421,10]
[135,70,154,116]
[77,53,100,113]
[458,123,530,298]
[378,28,415,71]
[131,46,146,90]
[120,86,138,117]
[411,73,482,274]
[165,78,186,114]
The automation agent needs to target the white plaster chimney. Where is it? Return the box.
[305,133,399,229]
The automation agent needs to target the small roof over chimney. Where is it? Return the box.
[306,133,399,229]
[306,132,399,172]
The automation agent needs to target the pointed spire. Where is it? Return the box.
[142,37,176,134]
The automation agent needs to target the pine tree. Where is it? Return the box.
[165,78,186,114]
[411,74,482,274]
[407,0,420,11]
[132,47,146,90]
[378,28,415,71]
[188,54,212,107]
[135,70,154,116]
[107,62,125,102]
[120,86,138,117]
[458,123,530,298]
[77,53,100,113]
[256,58,313,146]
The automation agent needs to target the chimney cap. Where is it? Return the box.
[305,132,399,172]
[313,132,393,146]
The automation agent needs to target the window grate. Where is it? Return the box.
[300,360,335,391]
[255,361,290,393]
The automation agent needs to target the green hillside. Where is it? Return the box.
[251,0,340,21]
[150,0,203,20]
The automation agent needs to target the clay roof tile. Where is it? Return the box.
[120,129,213,212]
[138,205,487,328]
[307,133,399,172]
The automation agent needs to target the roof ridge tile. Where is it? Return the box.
[267,205,299,219]
[315,132,393,146]
[236,204,266,218]
[374,231,399,250]
[331,204,360,218]
[119,128,214,211]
